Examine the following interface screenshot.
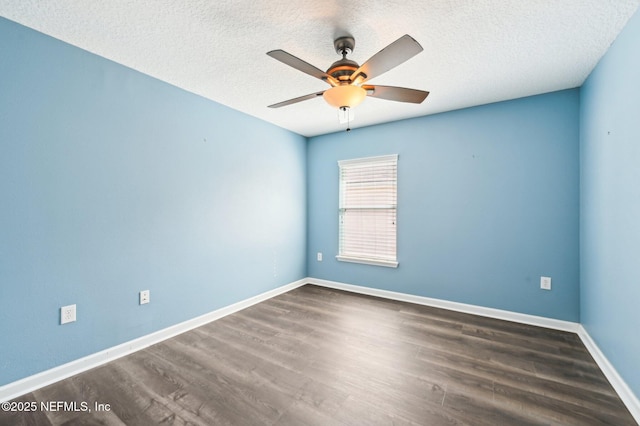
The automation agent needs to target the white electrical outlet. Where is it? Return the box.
[317,252,323,262]
[140,290,150,305]
[61,304,76,324]
[540,276,552,290]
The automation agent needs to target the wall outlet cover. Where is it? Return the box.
[61,304,77,324]
[541,276,552,290]
[140,290,150,305]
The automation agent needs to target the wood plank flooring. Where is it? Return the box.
[2,284,636,425]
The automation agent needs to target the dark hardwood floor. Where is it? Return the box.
[2,284,636,425]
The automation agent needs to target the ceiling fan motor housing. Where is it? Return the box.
[327,57,360,81]
[327,36,365,82]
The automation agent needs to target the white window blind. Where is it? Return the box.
[337,154,398,268]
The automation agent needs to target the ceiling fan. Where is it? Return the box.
[266,35,430,115]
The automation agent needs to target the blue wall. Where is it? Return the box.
[0,18,307,385]
[580,10,640,398]
[308,90,580,322]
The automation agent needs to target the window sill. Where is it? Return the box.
[336,255,399,268]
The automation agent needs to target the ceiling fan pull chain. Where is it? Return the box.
[346,107,351,132]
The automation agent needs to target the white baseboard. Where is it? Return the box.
[577,325,640,423]
[307,278,580,332]
[0,278,307,403]
[307,277,639,425]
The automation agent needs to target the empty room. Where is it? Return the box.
[1,1,639,425]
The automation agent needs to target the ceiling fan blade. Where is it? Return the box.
[363,85,429,104]
[268,91,325,108]
[267,50,338,86]
[351,35,423,83]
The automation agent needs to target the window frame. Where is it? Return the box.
[336,154,399,268]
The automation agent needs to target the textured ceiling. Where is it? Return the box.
[1,0,638,137]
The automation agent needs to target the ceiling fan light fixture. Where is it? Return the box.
[323,85,366,108]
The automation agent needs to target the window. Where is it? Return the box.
[337,154,398,268]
